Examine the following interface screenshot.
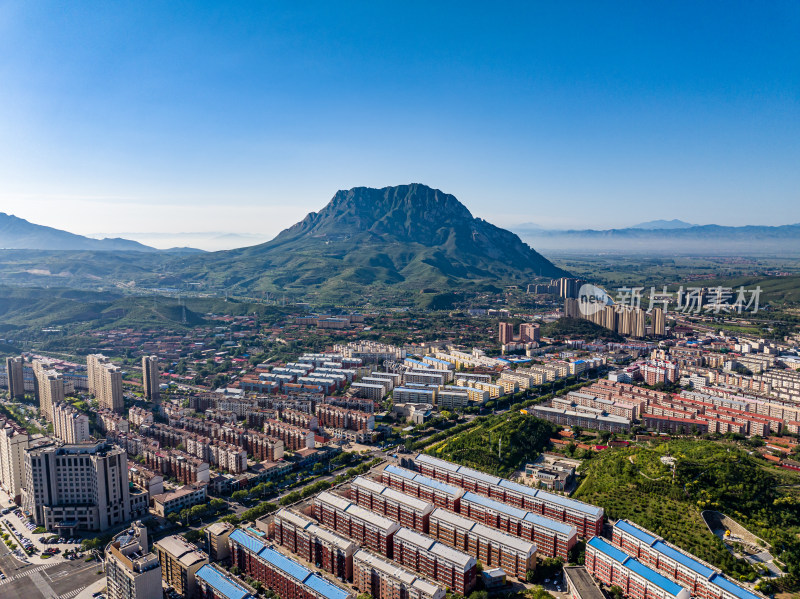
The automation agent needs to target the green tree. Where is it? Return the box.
[232,490,250,502]
[183,529,205,543]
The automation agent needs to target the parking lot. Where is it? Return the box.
[1,507,87,564]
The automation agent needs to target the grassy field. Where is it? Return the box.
[425,412,556,476]
[573,440,800,587]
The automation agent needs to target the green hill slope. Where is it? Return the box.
[175,184,568,300]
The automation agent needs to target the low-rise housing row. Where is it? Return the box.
[611,520,765,599]
[151,483,208,517]
[530,405,631,433]
[316,404,375,432]
[230,528,354,599]
[272,509,356,581]
[196,564,256,599]
[264,419,315,451]
[429,507,537,580]
[353,548,445,599]
[412,453,603,539]
[393,527,477,595]
[128,406,154,429]
[313,491,400,557]
[142,446,210,485]
[381,464,465,511]
[586,536,690,599]
[350,476,434,533]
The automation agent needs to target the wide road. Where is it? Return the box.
[0,546,104,599]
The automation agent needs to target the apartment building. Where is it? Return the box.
[105,522,162,599]
[273,509,356,581]
[313,491,400,557]
[641,360,680,386]
[23,440,132,533]
[350,382,388,401]
[455,379,504,399]
[142,356,160,402]
[208,442,248,474]
[334,341,406,363]
[350,476,434,533]
[420,356,455,372]
[316,404,375,431]
[443,385,489,405]
[127,464,163,498]
[52,402,90,444]
[497,377,521,395]
[5,356,25,399]
[87,354,124,413]
[563,565,606,599]
[643,415,709,435]
[0,415,30,503]
[433,349,504,370]
[565,391,644,419]
[429,508,536,580]
[436,389,473,410]
[381,464,465,511]
[406,370,451,387]
[33,359,65,422]
[499,371,538,390]
[142,447,210,485]
[154,534,210,597]
[206,522,234,562]
[585,537,691,599]
[264,419,315,451]
[611,520,765,599]
[369,371,403,388]
[551,396,638,421]
[353,548,445,599]
[151,484,208,517]
[392,526,477,595]
[412,453,602,539]
[454,373,492,385]
[531,405,631,433]
[499,322,514,345]
[243,431,285,462]
[98,410,129,435]
[229,529,353,599]
[195,564,255,599]
[280,409,319,430]
[394,387,437,405]
[458,491,576,560]
[128,407,154,429]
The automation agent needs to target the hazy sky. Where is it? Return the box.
[1,2,798,249]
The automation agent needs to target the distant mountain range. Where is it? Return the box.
[0,185,567,301]
[0,212,202,253]
[513,221,800,254]
[629,219,696,230]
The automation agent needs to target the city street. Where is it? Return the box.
[0,554,105,599]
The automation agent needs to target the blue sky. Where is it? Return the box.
[0,2,798,249]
